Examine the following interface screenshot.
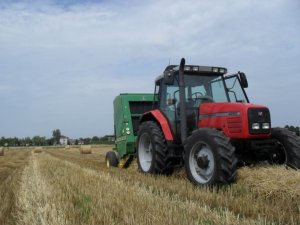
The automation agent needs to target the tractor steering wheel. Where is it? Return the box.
[191,92,204,100]
[198,96,214,103]
[191,95,214,107]
[190,92,214,105]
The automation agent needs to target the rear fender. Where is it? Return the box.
[140,110,174,141]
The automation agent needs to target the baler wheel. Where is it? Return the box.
[105,151,119,168]
[185,128,237,186]
[272,128,300,169]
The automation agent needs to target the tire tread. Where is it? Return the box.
[185,128,237,186]
[272,127,300,169]
[137,121,174,175]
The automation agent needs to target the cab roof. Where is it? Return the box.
[155,64,227,84]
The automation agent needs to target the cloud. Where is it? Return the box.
[0,0,299,137]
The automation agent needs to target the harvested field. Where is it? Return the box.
[0,145,299,225]
[0,148,31,225]
[0,147,4,156]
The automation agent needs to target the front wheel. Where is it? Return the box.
[272,128,300,169]
[185,129,237,186]
[137,121,173,175]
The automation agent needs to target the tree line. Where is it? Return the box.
[0,129,114,147]
[284,125,300,136]
[1,126,299,147]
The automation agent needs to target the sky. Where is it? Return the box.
[0,0,299,138]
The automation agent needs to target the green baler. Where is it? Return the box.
[106,93,156,168]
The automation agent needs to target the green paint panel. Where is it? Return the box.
[113,93,156,158]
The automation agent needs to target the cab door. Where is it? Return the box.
[224,75,249,103]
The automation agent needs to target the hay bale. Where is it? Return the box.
[65,145,70,149]
[34,147,43,153]
[80,145,92,154]
[80,149,92,154]
[0,147,4,156]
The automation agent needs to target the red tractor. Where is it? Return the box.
[137,58,300,186]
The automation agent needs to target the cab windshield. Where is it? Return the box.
[160,73,248,110]
[161,74,229,110]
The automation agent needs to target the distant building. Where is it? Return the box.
[105,135,115,142]
[59,137,68,145]
[78,140,84,145]
[68,139,76,145]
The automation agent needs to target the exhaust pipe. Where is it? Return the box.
[179,58,187,145]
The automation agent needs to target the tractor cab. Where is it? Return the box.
[154,64,249,140]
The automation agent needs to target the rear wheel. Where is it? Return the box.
[137,121,173,174]
[105,151,119,168]
[185,129,237,186]
[272,128,300,169]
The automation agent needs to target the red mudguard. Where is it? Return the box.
[140,110,174,141]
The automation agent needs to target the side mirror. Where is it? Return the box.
[238,72,248,88]
[163,70,175,85]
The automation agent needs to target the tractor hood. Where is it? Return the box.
[198,102,271,139]
[199,102,268,116]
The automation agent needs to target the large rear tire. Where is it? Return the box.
[137,121,173,175]
[105,151,119,168]
[272,128,300,169]
[185,128,237,186]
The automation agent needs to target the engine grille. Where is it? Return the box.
[248,108,271,134]
[227,117,242,133]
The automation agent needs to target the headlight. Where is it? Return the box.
[184,66,191,71]
[192,66,199,71]
[252,123,260,130]
[262,123,270,129]
[212,67,219,72]
[219,68,225,73]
